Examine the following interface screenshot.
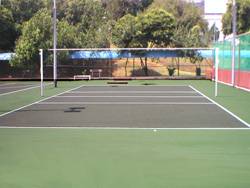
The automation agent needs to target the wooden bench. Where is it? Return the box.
[73,75,91,80]
[90,69,102,77]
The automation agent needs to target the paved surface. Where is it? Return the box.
[0,85,247,128]
[0,82,39,95]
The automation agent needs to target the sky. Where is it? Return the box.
[204,0,228,14]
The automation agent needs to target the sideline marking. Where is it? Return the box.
[68,91,196,94]
[56,95,203,98]
[0,83,17,87]
[189,85,250,128]
[0,83,52,97]
[38,102,213,105]
[0,84,85,118]
[0,85,35,90]
[0,126,249,130]
[79,85,190,87]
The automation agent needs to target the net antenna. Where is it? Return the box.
[53,0,57,87]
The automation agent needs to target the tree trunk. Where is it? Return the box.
[125,58,129,77]
[144,57,148,76]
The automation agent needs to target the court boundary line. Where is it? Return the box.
[80,85,191,87]
[68,91,197,94]
[0,126,249,130]
[38,102,213,105]
[0,83,17,87]
[56,95,203,98]
[189,85,250,128]
[0,83,53,97]
[1,84,249,130]
[0,84,85,118]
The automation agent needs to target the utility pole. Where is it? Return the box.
[232,0,237,86]
[53,0,57,87]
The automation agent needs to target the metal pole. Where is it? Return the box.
[232,0,237,86]
[39,49,44,97]
[53,0,57,87]
[215,48,219,97]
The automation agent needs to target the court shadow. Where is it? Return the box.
[64,107,86,113]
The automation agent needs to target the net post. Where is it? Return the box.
[53,0,57,88]
[232,0,237,86]
[215,48,219,97]
[39,49,44,97]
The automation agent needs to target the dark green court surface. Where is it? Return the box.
[0,129,250,188]
[0,82,40,96]
[0,85,247,128]
[0,81,250,188]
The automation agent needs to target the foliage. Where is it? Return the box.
[11,9,79,70]
[55,0,110,47]
[2,0,45,24]
[151,0,208,47]
[0,7,17,51]
[113,9,175,48]
[101,0,153,20]
[11,9,52,70]
[222,0,250,35]
[135,9,175,47]
[112,14,137,47]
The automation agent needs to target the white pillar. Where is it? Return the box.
[232,0,237,86]
[53,0,57,87]
[39,49,44,97]
[215,48,219,97]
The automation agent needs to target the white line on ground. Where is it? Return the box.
[81,85,190,87]
[189,85,250,128]
[38,102,213,105]
[0,83,53,97]
[68,91,197,94]
[0,85,36,89]
[0,84,86,118]
[0,83,17,87]
[56,95,203,98]
[0,126,249,130]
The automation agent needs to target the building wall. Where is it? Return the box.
[204,0,228,41]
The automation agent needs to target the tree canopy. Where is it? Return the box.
[112,9,175,48]
[0,6,17,52]
[222,0,250,35]
[0,0,213,70]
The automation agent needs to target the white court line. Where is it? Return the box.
[68,91,197,94]
[0,84,85,118]
[0,126,249,130]
[56,95,203,98]
[38,102,213,105]
[81,85,190,87]
[189,85,250,128]
[0,85,35,89]
[0,83,17,87]
[0,83,53,97]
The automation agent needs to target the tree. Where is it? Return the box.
[101,0,153,20]
[0,7,17,51]
[2,0,45,24]
[135,8,175,48]
[55,0,110,47]
[113,9,175,75]
[12,9,78,72]
[222,0,250,35]
[151,0,208,46]
[112,14,137,47]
